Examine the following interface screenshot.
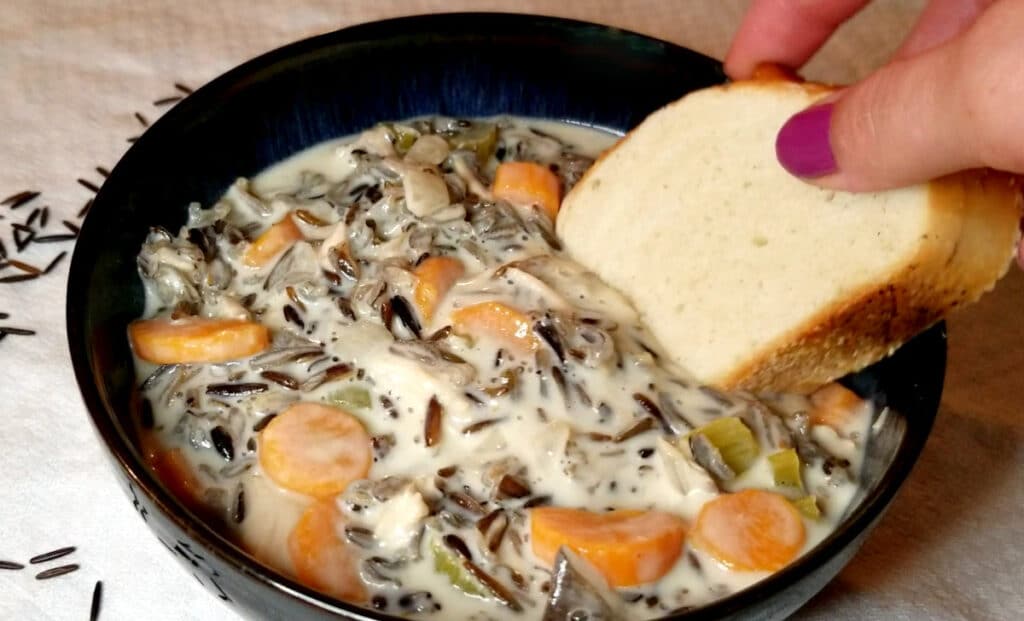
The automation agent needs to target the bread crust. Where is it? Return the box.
[717,170,1022,392]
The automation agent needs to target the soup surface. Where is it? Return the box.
[129,117,873,620]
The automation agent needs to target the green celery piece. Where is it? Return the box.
[791,495,822,520]
[430,534,490,598]
[768,448,804,491]
[694,416,759,475]
[447,123,498,163]
[325,386,372,411]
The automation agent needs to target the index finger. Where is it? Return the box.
[724,0,871,79]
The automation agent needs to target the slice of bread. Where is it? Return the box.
[557,79,1022,393]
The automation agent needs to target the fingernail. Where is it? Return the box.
[775,103,837,178]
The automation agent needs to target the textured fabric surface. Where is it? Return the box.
[2,1,1019,620]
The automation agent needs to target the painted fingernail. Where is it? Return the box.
[775,103,837,178]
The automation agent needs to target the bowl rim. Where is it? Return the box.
[66,11,943,621]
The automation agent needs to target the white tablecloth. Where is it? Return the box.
[2,1,1020,619]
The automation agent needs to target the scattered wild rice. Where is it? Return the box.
[34,563,80,580]
[29,545,76,564]
[89,581,103,621]
[1,191,39,209]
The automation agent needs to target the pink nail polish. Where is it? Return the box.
[775,103,837,178]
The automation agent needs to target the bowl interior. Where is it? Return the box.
[67,13,943,620]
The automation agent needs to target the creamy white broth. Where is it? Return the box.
[131,117,872,620]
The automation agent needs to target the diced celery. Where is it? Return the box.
[791,495,821,520]
[384,123,419,153]
[325,386,372,411]
[430,533,490,598]
[768,448,804,491]
[693,417,759,475]
[447,123,498,163]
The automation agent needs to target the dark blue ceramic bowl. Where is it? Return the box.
[66,13,943,620]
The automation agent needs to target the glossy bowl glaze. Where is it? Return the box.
[66,13,943,621]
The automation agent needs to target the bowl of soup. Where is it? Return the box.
[66,12,943,621]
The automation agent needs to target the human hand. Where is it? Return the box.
[725,0,1024,266]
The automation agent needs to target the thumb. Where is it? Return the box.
[774,1,1024,191]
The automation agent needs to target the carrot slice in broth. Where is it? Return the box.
[492,161,562,221]
[450,301,538,353]
[288,499,367,603]
[530,507,687,587]
[129,317,270,364]
[691,489,806,572]
[243,215,303,267]
[413,256,465,322]
[259,403,372,498]
[808,382,864,430]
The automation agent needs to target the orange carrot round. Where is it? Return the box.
[243,215,303,267]
[691,489,806,572]
[808,383,864,429]
[529,507,687,587]
[129,317,270,364]
[413,256,465,322]
[450,301,538,353]
[259,403,372,498]
[288,499,367,603]
[492,161,562,221]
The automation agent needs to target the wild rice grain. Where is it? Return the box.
[252,413,277,432]
[0,274,38,284]
[0,560,24,570]
[282,304,304,329]
[39,206,49,228]
[424,396,443,447]
[89,580,103,621]
[389,296,421,338]
[0,326,36,336]
[7,259,42,275]
[259,370,299,390]
[77,178,101,193]
[13,227,34,251]
[34,563,79,580]
[2,190,40,209]
[44,251,68,274]
[134,112,150,127]
[205,382,268,397]
[29,546,76,564]
[26,207,40,226]
[210,426,235,461]
[232,486,246,523]
[63,220,81,235]
[32,234,77,244]
[96,166,111,178]
[153,95,183,106]
[174,82,194,94]
[78,199,93,218]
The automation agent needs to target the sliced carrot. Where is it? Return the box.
[808,383,864,429]
[139,433,205,512]
[243,215,303,267]
[413,256,465,322]
[259,402,372,498]
[450,301,538,353]
[129,317,270,364]
[529,507,687,587]
[288,499,368,603]
[492,161,562,221]
[691,489,806,572]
